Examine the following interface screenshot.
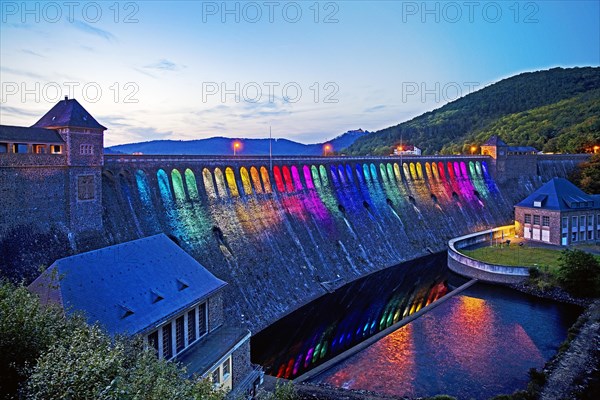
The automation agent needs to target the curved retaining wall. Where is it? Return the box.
[448,225,530,283]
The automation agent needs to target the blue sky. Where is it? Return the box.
[1,0,599,147]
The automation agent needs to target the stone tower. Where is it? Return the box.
[32,96,106,232]
[480,135,508,179]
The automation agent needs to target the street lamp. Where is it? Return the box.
[323,144,332,156]
[471,146,477,155]
[594,145,600,154]
[233,141,241,156]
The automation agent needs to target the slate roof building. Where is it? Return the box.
[514,178,600,245]
[29,234,262,396]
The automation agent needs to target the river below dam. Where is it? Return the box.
[251,254,581,399]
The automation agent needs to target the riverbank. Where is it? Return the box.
[506,280,592,307]
[538,299,600,400]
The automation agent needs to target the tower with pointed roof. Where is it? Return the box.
[0,97,105,234]
[32,96,106,232]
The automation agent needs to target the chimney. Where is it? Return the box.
[64,95,68,102]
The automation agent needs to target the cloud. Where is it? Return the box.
[364,104,386,113]
[0,105,43,117]
[144,59,185,72]
[21,49,45,58]
[125,127,173,141]
[0,66,48,80]
[72,20,116,42]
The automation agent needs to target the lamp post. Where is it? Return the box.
[233,141,241,156]
[471,146,477,155]
[323,144,332,156]
[594,145,600,154]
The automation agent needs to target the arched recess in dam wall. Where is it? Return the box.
[101,155,562,332]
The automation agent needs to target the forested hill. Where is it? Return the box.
[344,67,600,155]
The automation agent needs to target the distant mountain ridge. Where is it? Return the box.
[107,129,368,156]
[344,67,600,155]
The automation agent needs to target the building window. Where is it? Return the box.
[589,215,594,228]
[80,144,94,155]
[542,216,550,227]
[222,358,231,379]
[77,175,95,200]
[572,232,577,242]
[524,214,532,224]
[148,330,159,355]
[572,216,578,228]
[199,303,207,336]
[562,217,568,229]
[162,323,173,359]
[533,215,540,225]
[580,231,586,241]
[580,216,586,230]
[187,309,196,344]
[0,143,7,153]
[175,316,185,353]
[50,145,62,154]
[12,143,28,153]
[33,144,47,154]
[588,231,593,240]
[212,368,221,386]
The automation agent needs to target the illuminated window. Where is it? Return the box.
[80,144,94,155]
[175,316,185,353]
[33,144,46,154]
[542,216,550,227]
[162,323,173,359]
[50,145,62,154]
[77,175,95,200]
[533,215,540,225]
[13,143,28,153]
[524,214,532,224]
[0,143,7,153]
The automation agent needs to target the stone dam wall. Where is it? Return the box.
[0,154,586,332]
[98,155,579,332]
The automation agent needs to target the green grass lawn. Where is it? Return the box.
[461,246,564,274]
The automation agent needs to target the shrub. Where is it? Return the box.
[557,249,600,297]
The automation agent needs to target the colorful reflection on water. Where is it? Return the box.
[315,284,581,400]
[251,253,450,380]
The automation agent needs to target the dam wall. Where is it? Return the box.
[100,155,547,331]
[0,153,587,331]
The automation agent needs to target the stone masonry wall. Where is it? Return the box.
[209,291,225,332]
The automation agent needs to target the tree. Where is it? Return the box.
[569,154,600,194]
[0,282,225,400]
[25,323,226,400]
[0,281,78,398]
[557,249,600,297]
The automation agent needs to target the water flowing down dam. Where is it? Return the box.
[101,155,580,332]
